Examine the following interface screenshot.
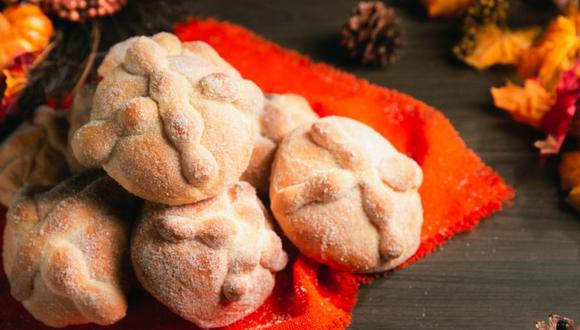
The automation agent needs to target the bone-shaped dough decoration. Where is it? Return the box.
[2,172,139,327]
[131,182,287,329]
[72,32,262,205]
[270,116,423,273]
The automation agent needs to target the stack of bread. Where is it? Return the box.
[0,32,424,329]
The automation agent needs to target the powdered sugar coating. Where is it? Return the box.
[2,172,139,327]
[241,93,319,196]
[131,182,287,328]
[66,85,99,174]
[270,116,423,273]
[0,106,70,206]
[73,32,262,205]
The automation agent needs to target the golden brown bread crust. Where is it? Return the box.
[131,182,288,329]
[270,116,423,273]
[0,106,70,206]
[2,171,139,327]
[66,84,98,174]
[73,32,262,205]
[241,93,318,196]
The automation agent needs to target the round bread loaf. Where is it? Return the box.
[131,182,287,328]
[241,93,318,197]
[72,32,262,205]
[270,116,423,273]
[2,172,139,327]
[66,84,98,174]
[0,106,69,206]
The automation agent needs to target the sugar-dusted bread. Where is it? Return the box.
[131,182,287,329]
[0,106,69,206]
[241,93,318,196]
[2,172,139,327]
[270,116,423,273]
[72,32,262,205]
[66,84,98,173]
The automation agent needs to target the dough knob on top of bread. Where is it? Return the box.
[0,106,70,207]
[241,93,319,197]
[72,32,262,205]
[270,116,423,273]
[2,171,139,327]
[131,182,287,329]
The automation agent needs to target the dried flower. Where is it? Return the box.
[464,24,541,70]
[421,0,473,18]
[491,79,554,128]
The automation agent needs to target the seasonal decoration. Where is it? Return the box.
[22,0,127,21]
[536,314,577,330]
[491,79,553,128]
[421,0,473,18]
[560,151,580,211]
[0,3,53,118]
[518,15,580,92]
[463,24,541,70]
[454,0,509,60]
[534,60,580,154]
[454,0,540,69]
[0,3,53,69]
[340,1,404,67]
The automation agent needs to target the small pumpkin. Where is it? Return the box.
[0,4,53,69]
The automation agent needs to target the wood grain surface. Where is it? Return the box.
[18,0,580,328]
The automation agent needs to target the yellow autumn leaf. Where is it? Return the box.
[518,15,580,92]
[464,25,541,70]
[421,0,472,18]
[559,151,580,212]
[490,79,554,128]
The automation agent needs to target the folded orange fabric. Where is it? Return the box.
[0,18,514,330]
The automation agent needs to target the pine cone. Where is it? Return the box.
[340,1,405,67]
[26,0,127,21]
[453,0,509,59]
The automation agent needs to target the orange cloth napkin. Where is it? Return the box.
[0,18,514,330]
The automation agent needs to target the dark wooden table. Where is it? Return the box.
[24,0,580,328]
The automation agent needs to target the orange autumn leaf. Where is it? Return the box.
[559,151,580,211]
[421,0,472,18]
[464,25,541,70]
[518,15,580,91]
[490,79,554,128]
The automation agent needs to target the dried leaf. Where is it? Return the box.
[561,152,580,212]
[422,0,473,18]
[491,79,554,128]
[464,25,541,70]
[536,59,580,154]
[519,15,580,91]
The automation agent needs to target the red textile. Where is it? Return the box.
[0,18,514,330]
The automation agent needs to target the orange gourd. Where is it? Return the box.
[0,4,53,69]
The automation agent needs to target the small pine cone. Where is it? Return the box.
[340,1,405,67]
[454,0,509,59]
[27,0,127,21]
